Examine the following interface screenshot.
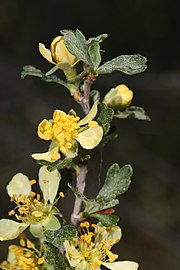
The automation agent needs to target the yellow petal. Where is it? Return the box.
[102,261,139,270]
[31,148,60,163]
[39,43,55,64]
[7,173,31,197]
[78,101,98,126]
[64,240,82,267]
[76,125,103,149]
[51,36,77,66]
[38,119,53,140]
[0,219,28,241]
[38,166,61,203]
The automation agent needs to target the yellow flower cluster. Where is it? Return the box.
[64,222,121,270]
[0,236,44,270]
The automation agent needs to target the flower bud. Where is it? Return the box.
[103,84,133,110]
[39,36,78,67]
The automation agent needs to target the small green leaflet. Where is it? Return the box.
[97,54,147,75]
[88,42,101,69]
[91,213,119,227]
[87,33,108,45]
[44,242,67,270]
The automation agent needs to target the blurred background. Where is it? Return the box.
[0,0,180,269]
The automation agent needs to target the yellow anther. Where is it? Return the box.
[20,238,26,247]
[37,193,41,201]
[106,250,119,262]
[88,120,99,128]
[84,252,89,258]
[98,228,103,234]
[30,191,36,197]
[91,224,97,228]
[27,240,35,249]
[80,221,90,228]
[29,179,37,185]
[8,210,15,216]
[38,257,44,264]
[59,192,64,198]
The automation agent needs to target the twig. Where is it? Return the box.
[70,164,88,225]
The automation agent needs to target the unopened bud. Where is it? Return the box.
[103,84,133,110]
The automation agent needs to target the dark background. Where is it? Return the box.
[0,0,180,269]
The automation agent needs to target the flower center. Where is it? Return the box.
[69,222,119,268]
[9,181,51,224]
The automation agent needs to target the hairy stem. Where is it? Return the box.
[70,164,88,226]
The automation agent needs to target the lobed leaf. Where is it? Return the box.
[98,164,133,199]
[44,225,77,248]
[87,33,108,45]
[44,242,67,270]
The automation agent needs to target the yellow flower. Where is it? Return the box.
[32,101,103,163]
[103,84,133,110]
[0,236,44,270]
[0,166,61,240]
[64,222,139,270]
[39,36,78,67]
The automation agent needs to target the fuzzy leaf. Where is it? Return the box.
[90,90,100,103]
[87,33,108,45]
[44,225,77,248]
[98,164,133,199]
[91,213,119,227]
[88,42,101,69]
[21,65,67,87]
[114,106,150,121]
[95,103,114,135]
[64,30,92,66]
[97,54,147,75]
[44,242,66,270]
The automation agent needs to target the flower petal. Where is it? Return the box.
[78,100,98,126]
[103,261,139,270]
[43,215,61,231]
[64,240,83,267]
[0,219,28,241]
[31,148,60,163]
[95,223,122,244]
[38,166,61,203]
[38,119,53,140]
[39,43,55,64]
[30,223,44,238]
[76,125,103,149]
[7,173,31,197]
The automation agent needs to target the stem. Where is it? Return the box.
[70,164,88,225]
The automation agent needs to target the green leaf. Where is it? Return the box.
[44,225,77,248]
[21,65,67,87]
[91,213,119,227]
[95,103,114,135]
[68,183,118,215]
[87,33,108,45]
[97,54,147,75]
[48,158,73,172]
[44,242,67,270]
[64,30,92,66]
[98,126,118,148]
[114,106,151,121]
[98,164,133,198]
[88,42,101,69]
